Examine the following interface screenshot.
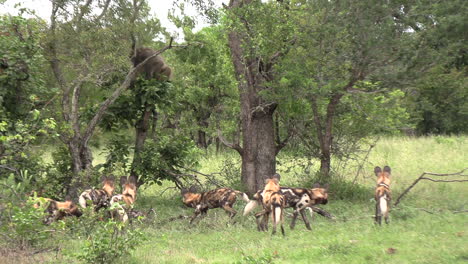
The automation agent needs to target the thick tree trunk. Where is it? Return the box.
[67,140,93,197]
[240,104,277,194]
[225,0,292,194]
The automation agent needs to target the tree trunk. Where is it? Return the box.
[131,103,152,181]
[67,140,93,197]
[197,130,208,149]
[310,93,343,179]
[224,0,292,194]
[240,103,278,194]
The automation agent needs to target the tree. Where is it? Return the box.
[172,26,237,149]
[223,0,294,194]
[44,0,164,195]
[273,0,413,178]
[0,14,56,178]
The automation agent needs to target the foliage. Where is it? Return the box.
[0,15,50,118]
[68,217,146,264]
[408,66,468,134]
[134,135,201,185]
[0,174,59,250]
[171,26,238,148]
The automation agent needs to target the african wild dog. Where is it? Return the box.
[109,176,138,222]
[181,187,250,224]
[41,197,82,225]
[78,175,115,210]
[374,166,391,225]
[254,173,286,236]
[245,183,329,231]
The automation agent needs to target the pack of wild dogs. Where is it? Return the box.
[34,166,392,234]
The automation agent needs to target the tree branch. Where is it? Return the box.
[96,0,111,21]
[394,168,468,207]
[217,129,243,155]
[82,39,175,147]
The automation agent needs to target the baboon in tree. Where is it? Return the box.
[131,47,172,81]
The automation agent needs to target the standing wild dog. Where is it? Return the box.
[181,186,250,224]
[245,183,329,230]
[109,176,138,222]
[254,173,286,236]
[374,166,391,225]
[78,175,115,210]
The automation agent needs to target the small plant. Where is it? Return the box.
[0,196,55,249]
[69,217,146,264]
[234,252,278,264]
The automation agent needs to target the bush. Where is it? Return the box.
[0,196,57,250]
[67,216,146,264]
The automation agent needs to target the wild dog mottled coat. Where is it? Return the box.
[254,173,286,236]
[181,187,250,224]
[40,197,82,225]
[109,176,138,222]
[78,176,115,210]
[245,181,329,231]
[374,166,391,225]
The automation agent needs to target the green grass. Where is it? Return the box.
[9,136,468,263]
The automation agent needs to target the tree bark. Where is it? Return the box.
[225,0,285,194]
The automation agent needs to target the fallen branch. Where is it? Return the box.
[394,168,468,207]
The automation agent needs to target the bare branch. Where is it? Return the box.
[394,168,468,207]
[217,129,243,155]
[96,0,111,21]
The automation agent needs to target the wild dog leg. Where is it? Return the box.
[255,210,266,231]
[222,204,237,218]
[190,210,201,224]
[375,202,381,225]
[300,209,312,230]
[290,211,299,230]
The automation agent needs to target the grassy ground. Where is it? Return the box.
[7,136,468,263]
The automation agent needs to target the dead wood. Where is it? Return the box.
[394,168,468,207]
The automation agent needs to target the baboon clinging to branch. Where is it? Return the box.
[131,47,172,81]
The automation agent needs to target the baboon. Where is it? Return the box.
[131,47,172,81]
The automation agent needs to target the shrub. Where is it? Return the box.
[0,196,56,250]
[66,211,146,264]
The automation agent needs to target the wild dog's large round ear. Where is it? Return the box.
[312,183,321,188]
[100,175,107,182]
[107,175,115,185]
[180,188,188,195]
[374,166,382,176]
[120,176,128,186]
[128,176,137,185]
[271,173,281,181]
[384,166,391,175]
[65,195,72,201]
[324,183,330,190]
[189,185,198,193]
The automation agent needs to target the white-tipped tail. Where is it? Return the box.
[274,207,282,225]
[243,200,259,216]
[78,191,88,208]
[379,195,388,215]
[241,193,250,203]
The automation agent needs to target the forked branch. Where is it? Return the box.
[394,168,468,207]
